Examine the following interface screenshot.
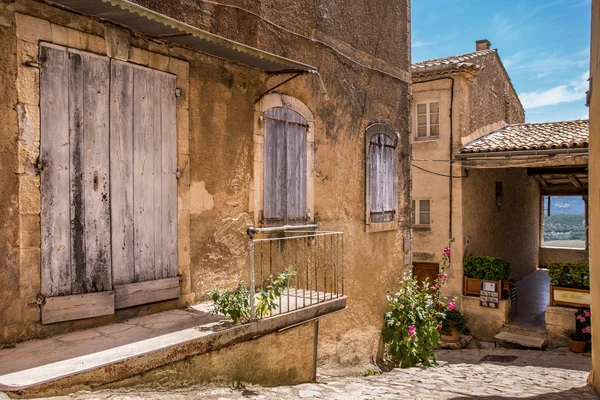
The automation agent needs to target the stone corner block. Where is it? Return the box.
[15,13,52,43]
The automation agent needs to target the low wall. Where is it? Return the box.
[461,295,511,341]
[539,247,588,267]
[99,320,317,391]
[546,306,577,347]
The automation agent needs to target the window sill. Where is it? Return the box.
[413,225,431,231]
[365,221,398,233]
[414,136,440,142]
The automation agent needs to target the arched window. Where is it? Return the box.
[263,107,308,225]
[365,123,398,232]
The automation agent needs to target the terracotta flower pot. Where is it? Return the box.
[441,327,460,344]
[569,339,587,353]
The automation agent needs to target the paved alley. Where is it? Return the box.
[37,347,597,400]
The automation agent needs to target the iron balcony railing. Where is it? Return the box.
[247,224,344,321]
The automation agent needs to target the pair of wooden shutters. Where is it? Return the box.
[39,43,179,324]
[263,107,308,225]
[367,126,398,223]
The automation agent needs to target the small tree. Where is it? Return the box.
[382,242,452,367]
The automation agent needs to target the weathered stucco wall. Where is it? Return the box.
[466,53,524,136]
[0,0,412,370]
[462,168,540,281]
[589,0,600,393]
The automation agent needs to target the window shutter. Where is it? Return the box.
[285,109,307,223]
[369,133,396,223]
[263,107,308,225]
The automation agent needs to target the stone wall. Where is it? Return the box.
[539,247,589,268]
[462,168,540,281]
[461,295,511,341]
[0,0,412,369]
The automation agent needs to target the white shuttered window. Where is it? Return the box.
[416,101,440,138]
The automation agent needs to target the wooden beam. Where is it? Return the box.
[569,174,582,188]
[114,277,180,309]
[42,291,114,325]
[533,174,549,188]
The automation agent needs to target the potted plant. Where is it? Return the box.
[564,308,591,353]
[463,256,511,299]
[439,303,468,343]
[549,263,590,308]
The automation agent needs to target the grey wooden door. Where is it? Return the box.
[110,61,179,309]
[39,44,179,323]
[263,107,308,225]
[40,43,114,324]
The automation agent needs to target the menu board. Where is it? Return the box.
[480,280,499,308]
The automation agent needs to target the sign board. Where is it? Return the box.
[552,288,591,307]
[403,236,411,252]
[404,253,412,266]
[480,280,499,308]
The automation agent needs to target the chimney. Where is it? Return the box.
[476,39,491,51]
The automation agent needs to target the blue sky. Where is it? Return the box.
[412,0,591,123]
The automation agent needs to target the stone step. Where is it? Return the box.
[501,324,548,339]
[494,331,548,349]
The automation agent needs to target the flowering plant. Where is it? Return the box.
[382,241,453,367]
[565,308,591,342]
[438,305,467,336]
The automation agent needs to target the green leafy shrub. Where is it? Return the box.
[549,263,589,289]
[207,267,297,322]
[463,256,511,281]
[207,279,250,322]
[382,243,452,368]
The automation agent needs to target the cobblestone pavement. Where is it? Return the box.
[49,347,597,399]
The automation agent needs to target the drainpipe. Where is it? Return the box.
[414,77,455,243]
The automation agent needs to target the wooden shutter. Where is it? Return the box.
[368,130,398,224]
[263,107,308,225]
[40,43,114,324]
[110,61,179,309]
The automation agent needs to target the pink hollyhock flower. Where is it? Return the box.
[438,324,443,330]
[585,311,591,317]
[434,283,440,289]
[447,302,456,311]
[443,247,451,257]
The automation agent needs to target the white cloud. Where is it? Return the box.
[519,72,589,109]
[413,41,434,48]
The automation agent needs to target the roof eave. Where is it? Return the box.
[456,147,589,160]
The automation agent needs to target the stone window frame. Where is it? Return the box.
[14,11,194,329]
[539,194,589,251]
[414,100,440,140]
[364,123,399,233]
[251,93,315,226]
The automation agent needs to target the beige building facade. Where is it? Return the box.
[411,41,525,298]
[0,0,412,378]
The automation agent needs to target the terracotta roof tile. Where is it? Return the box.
[461,120,589,154]
[411,49,495,73]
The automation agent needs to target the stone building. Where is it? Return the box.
[411,41,590,342]
[0,0,411,394]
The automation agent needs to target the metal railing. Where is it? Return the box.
[247,225,344,321]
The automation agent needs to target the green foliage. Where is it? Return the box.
[543,214,586,242]
[548,263,589,289]
[362,369,381,377]
[207,279,250,322]
[207,267,297,322]
[439,309,468,336]
[463,256,511,281]
[256,267,297,318]
[382,242,452,368]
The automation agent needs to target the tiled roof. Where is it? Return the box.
[411,49,495,73]
[461,120,589,154]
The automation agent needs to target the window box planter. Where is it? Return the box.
[549,284,591,308]
[463,277,502,300]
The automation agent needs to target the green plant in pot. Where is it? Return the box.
[439,304,468,343]
[564,308,591,353]
[463,256,511,281]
